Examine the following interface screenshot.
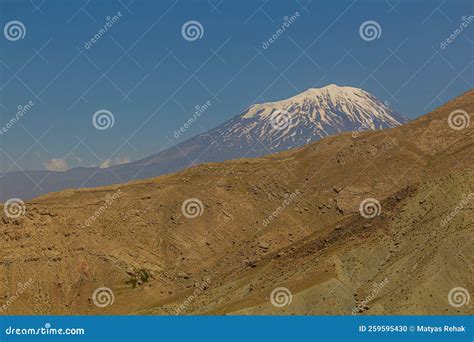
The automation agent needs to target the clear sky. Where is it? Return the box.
[0,0,472,173]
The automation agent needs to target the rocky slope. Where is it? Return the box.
[0,85,405,201]
[0,89,472,316]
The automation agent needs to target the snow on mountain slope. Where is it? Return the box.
[203,84,406,153]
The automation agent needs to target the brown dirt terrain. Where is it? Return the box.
[1,89,473,315]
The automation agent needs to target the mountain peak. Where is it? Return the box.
[311,83,356,91]
[297,84,366,100]
[241,85,402,126]
[251,84,363,109]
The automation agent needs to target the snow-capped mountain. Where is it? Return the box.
[206,84,406,154]
[0,84,407,201]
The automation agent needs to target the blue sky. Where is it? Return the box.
[0,0,472,173]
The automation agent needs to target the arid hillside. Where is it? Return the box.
[1,89,473,315]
